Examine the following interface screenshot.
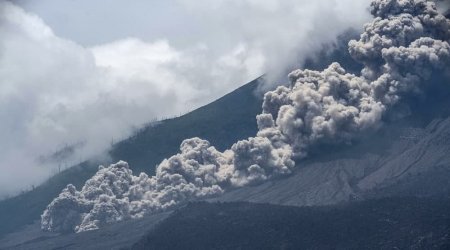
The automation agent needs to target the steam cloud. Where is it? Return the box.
[42,0,450,233]
[0,0,371,198]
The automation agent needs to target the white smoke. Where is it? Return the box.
[0,0,372,198]
[42,0,450,233]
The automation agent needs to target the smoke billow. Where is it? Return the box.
[0,0,372,198]
[41,0,450,233]
[41,137,294,232]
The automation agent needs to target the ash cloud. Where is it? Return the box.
[0,0,371,198]
[42,138,293,232]
[42,0,450,233]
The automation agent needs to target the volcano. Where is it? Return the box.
[1,0,450,249]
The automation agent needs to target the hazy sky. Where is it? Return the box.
[0,0,372,198]
[15,0,195,46]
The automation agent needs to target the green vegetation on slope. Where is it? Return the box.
[0,31,363,238]
[0,78,263,238]
[110,78,263,174]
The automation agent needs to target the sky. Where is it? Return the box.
[0,0,372,198]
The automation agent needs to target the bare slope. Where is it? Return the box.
[134,198,450,250]
[6,196,449,250]
[215,100,450,205]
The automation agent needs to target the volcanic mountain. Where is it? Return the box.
[1,0,450,249]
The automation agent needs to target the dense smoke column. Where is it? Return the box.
[262,0,450,158]
[349,0,450,104]
[261,63,384,159]
[41,0,450,233]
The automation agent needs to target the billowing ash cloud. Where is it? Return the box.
[263,63,384,158]
[42,0,450,233]
[41,137,293,232]
[0,0,371,198]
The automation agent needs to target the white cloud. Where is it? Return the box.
[176,0,373,82]
[0,0,372,198]
[41,0,450,233]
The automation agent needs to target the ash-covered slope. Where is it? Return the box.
[39,0,450,234]
[215,77,450,205]
[133,198,450,250]
[3,0,450,244]
[5,196,450,250]
[215,99,450,206]
[3,110,450,249]
[0,211,171,250]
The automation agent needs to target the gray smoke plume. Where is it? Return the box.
[41,0,450,233]
[41,137,294,232]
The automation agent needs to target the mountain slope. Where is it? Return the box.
[0,30,363,239]
[5,197,449,250]
[3,87,449,249]
[133,198,450,250]
[0,78,263,238]
[0,211,171,250]
[214,89,450,206]
[110,77,263,174]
